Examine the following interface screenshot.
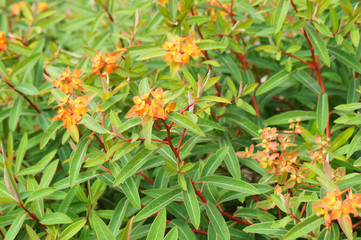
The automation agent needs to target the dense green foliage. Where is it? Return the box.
[0,0,361,239]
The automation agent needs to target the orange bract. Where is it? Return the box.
[11,1,26,15]
[91,51,122,77]
[52,67,83,94]
[37,2,49,11]
[125,87,176,121]
[313,189,361,228]
[0,32,7,53]
[53,95,89,128]
[207,0,231,22]
[162,35,201,68]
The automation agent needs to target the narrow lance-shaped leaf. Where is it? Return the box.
[168,112,205,137]
[284,215,324,240]
[328,46,361,73]
[11,52,42,77]
[274,0,290,34]
[10,96,22,132]
[58,219,87,240]
[306,24,330,67]
[69,136,90,187]
[316,93,328,134]
[15,132,28,173]
[40,212,73,225]
[205,204,230,240]
[256,69,293,96]
[108,198,129,236]
[40,120,62,149]
[347,129,361,158]
[134,188,181,221]
[197,176,259,195]
[146,208,167,240]
[113,148,156,185]
[182,177,200,229]
[4,213,26,240]
[92,212,116,240]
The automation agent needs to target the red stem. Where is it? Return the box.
[20,203,47,230]
[139,172,154,185]
[290,213,316,237]
[177,128,186,154]
[169,103,194,128]
[161,119,182,164]
[278,50,314,68]
[94,134,107,153]
[4,81,41,113]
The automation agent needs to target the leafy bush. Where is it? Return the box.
[1,0,361,239]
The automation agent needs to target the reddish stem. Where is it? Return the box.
[278,50,314,68]
[20,203,47,230]
[218,208,252,226]
[101,165,112,174]
[177,128,186,154]
[169,103,195,128]
[290,213,316,237]
[139,172,154,185]
[161,119,182,164]
[94,134,107,153]
[4,81,41,113]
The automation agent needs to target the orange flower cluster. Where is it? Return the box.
[91,51,121,77]
[53,96,89,128]
[162,35,201,67]
[11,1,26,15]
[313,189,361,232]
[0,32,7,53]
[52,67,83,94]
[237,121,310,188]
[207,0,231,22]
[307,135,330,163]
[125,87,176,121]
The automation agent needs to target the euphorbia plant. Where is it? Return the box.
[0,0,361,239]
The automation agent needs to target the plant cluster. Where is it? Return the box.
[0,0,361,240]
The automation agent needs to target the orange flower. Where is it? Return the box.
[125,87,176,121]
[53,67,83,94]
[91,51,121,77]
[0,32,8,53]
[158,0,168,4]
[11,1,26,15]
[37,2,48,12]
[162,35,201,68]
[207,0,231,22]
[53,95,89,128]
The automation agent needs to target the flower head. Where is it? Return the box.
[162,35,201,68]
[53,95,89,128]
[11,1,26,15]
[53,67,83,94]
[91,51,121,77]
[125,87,176,121]
[0,32,8,53]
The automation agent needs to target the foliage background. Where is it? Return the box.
[0,0,361,239]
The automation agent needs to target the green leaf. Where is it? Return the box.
[81,114,109,134]
[264,111,316,125]
[92,212,116,240]
[26,187,57,203]
[198,96,231,104]
[182,178,200,229]
[146,208,166,240]
[136,49,166,61]
[338,174,361,190]
[113,148,156,185]
[347,129,361,158]
[143,115,153,145]
[4,213,26,240]
[168,112,205,137]
[25,224,40,240]
[223,113,260,137]
[205,204,230,240]
[9,96,22,132]
[15,132,28,173]
[328,46,361,73]
[284,215,324,240]
[134,188,181,221]
[40,212,73,225]
[316,93,328,133]
[293,71,322,95]
[256,69,293,96]
[14,84,39,95]
[115,117,142,133]
[201,147,229,177]
[331,126,355,151]
[11,53,42,77]
[69,136,90,187]
[335,103,361,111]
[164,227,178,240]
[220,138,241,179]
[305,24,330,67]
[274,0,290,34]
[58,219,87,240]
[40,120,62,149]
[108,198,128,236]
[244,222,288,235]
[197,176,259,195]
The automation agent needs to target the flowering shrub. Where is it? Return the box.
[0,0,361,240]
